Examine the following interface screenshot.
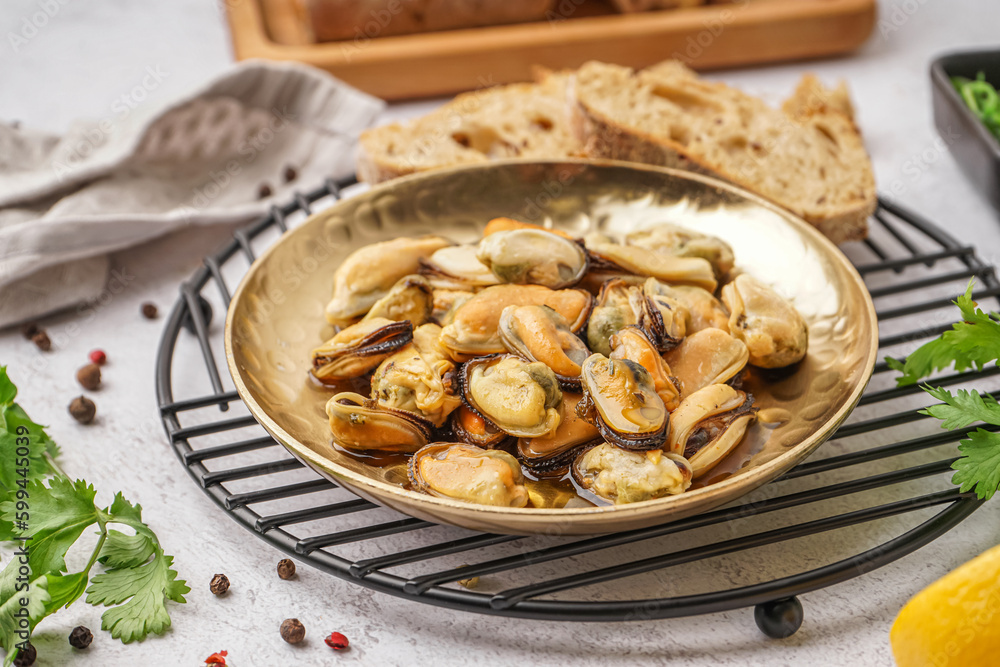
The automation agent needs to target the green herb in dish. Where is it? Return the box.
[887,282,1000,500]
[952,72,1000,142]
[0,367,188,666]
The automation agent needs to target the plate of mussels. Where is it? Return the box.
[225,159,877,535]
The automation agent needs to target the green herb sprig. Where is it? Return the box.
[952,72,1000,143]
[0,367,187,666]
[887,282,1000,500]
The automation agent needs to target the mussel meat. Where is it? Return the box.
[663,328,749,399]
[326,392,431,453]
[362,274,434,326]
[668,384,757,478]
[577,353,668,450]
[572,444,693,504]
[586,242,717,292]
[660,284,730,334]
[626,223,735,282]
[720,274,808,368]
[408,443,529,507]
[586,278,688,356]
[462,355,563,438]
[440,284,593,359]
[609,326,680,411]
[498,305,590,390]
[477,229,588,289]
[311,318,413,382]
[326,235,452,326]
[483,217,574,239]
[517,393,601,475]
[419,245,501,291]
[451,404,511,449]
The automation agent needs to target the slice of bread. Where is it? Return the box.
[569,60,875,243]
[358,73,580,183]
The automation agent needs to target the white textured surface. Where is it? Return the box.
[2,1,1000,665]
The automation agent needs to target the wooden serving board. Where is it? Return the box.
[226,0,876,101]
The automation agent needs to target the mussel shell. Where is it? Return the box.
[407,442,529,507]
[721,274,808,369]
[640,278,688,353]
[311,319,413,381]
[440,284,593,358]
[516,393,601,475]
[451,404,512,449]
[476,229,589,289]
[667,384,757,477]
[578,353,668,451]
[326,392,431,453]
[572,443,693,504]
[461,355,563,439]
[498,304,589,391]
[326,235,453,326]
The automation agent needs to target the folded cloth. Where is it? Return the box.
[0,59,385,328]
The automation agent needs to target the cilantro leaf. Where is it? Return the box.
[0,368,15,406]
[86,547,189,643]
[887,282,1000,386]
[951,428,1000,500]
[98,530,155,570]
[920,387,1000,430]
[0,574,48,667]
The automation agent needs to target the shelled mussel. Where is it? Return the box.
[312,216,810,508]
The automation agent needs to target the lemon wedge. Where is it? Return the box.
[890,544,1000,666]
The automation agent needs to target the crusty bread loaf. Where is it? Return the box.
[569,60,875,243]
[358,72,581,183]
[609,0,705,12]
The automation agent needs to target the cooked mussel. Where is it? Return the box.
[586,278,687,356]
[326,235,452,326]
[408,443,529,507]
[440,284,593,359]
[370,323,461,428]
[419,245,501,291]
[577,353,668,450]
[311,318,413,382]
[668,384,757,478]
[720,274,808,368]
[625,223,735,282]
[462,355,563,438]
[483,217,574,239]
[517,393,601,475]
[609,326,680,411]
[362,274,434,326]
[430,289,474,326]
[640,277,689,353]
[586,242,717,292]
[572,444,693,504]
[477,229,588,289]
[660,284,730,334]
[663,328,749,399]
[451,404,511,449]
[498,305,590,390]
[326,392,431,453]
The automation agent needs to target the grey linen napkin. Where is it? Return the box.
[0,59,385,328]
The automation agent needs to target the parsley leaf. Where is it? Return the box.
[951,429,1000,500]
[921,387,1000,430]
[888,283,1000,385]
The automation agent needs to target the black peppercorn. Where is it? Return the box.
[69,625,93,649]
[283,165,297,183]
[280,618,305,644]
[12,642,35,666]
[210,573,230,595]
[20,322,39,339]
[31,331,51,351]
[141,302,159,319]
[276,558,296,580]
[258,183,272,199]
[76,363,102,391]
[69,396,97,425]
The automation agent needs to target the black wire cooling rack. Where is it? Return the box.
[155,177,996,637]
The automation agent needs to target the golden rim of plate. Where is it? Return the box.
[225,158,878,535]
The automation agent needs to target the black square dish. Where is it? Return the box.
[931,49,1000,212]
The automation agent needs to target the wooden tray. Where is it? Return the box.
[225,0,876,101]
